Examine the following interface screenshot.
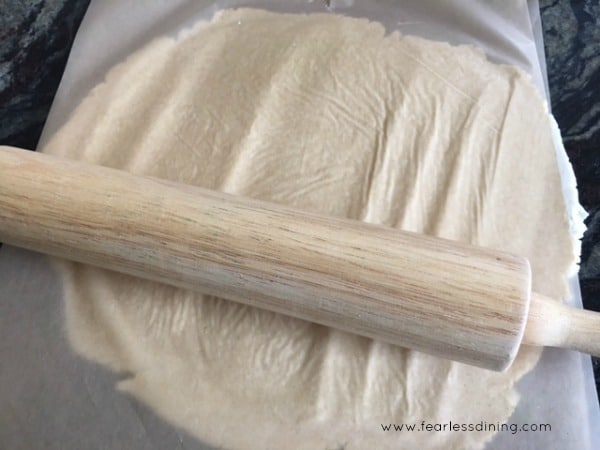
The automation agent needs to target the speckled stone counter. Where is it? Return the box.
[1,0,599,399]
[0,0,89,149]
[542,0,600,306]
[540,0,600,394]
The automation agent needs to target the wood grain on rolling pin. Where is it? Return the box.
[0,145,531,370]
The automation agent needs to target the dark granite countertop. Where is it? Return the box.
[1,0,599,418]
[541,0,600,394]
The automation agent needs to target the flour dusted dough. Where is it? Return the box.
[42,9,576,450]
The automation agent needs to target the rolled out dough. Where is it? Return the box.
[42,8,576,450]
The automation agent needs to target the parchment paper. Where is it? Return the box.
[1,1,598,449]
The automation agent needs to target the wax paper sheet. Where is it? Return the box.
[1,1,597,449]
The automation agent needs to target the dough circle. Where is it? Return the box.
[43,9,575,450]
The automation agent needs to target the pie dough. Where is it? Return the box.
[42,8,576,450]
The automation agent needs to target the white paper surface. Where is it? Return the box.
[1,1,598,449]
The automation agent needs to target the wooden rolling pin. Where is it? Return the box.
[1,145,598,371]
